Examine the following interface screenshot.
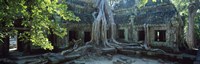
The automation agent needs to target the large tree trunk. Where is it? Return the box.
[187,4,198,50]
[143,24,150,50]
[61,0,121,57]
[87,0,120,48]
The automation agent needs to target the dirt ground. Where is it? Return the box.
[64,54,176,64]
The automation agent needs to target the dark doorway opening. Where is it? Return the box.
[138,31,145,41]
[155,30,166,42]
[118,30,125,39]
[84,32,91,42]
[69,31,78,42]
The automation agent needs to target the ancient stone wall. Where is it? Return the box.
[56,23,92,48]
[57,0,183,51]
[131,24,178,49]
[117,24,131,43]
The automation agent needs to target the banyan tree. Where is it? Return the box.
[86,0,121,48]
[61,0,122,55]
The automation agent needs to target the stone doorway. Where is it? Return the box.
[84,32,91,42]
[138,31,145,41]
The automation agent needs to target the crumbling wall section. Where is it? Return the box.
[56,23,92,48]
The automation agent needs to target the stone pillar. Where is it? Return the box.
[124,28,129,41]
[78,31,84,43]
[130,15,137,43]
[128,26,133,42]
[146,25,150,46]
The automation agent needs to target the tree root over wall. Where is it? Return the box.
[59,0,196,63]
[61,0,170,58]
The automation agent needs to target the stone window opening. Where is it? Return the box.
[138,31,145,41]
[9,36,17,51]
[155,30,166,42]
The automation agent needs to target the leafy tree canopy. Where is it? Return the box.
[171,0,200,40]
[0,0,80,50]
[137,0,148,8]
[171,0,190,15]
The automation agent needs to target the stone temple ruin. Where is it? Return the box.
[56,0,184,51]
[0,0,197,64]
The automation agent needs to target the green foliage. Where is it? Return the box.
[0,0,80,50]
[152,0,156,2]
[171,0,189,40]
[171,0,200,40]
[137,0,148,8]
[194,13,200,40]
[171,0,189,15]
